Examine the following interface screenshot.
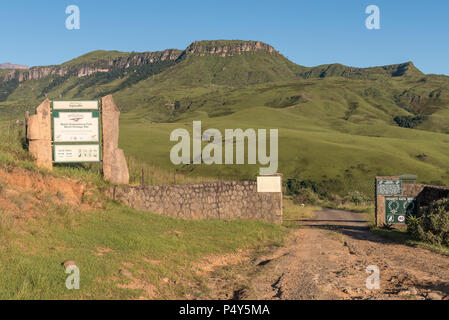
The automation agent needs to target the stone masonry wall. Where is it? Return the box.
[107,181,283,225]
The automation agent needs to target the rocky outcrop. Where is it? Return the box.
[183,40,280,57]
[1,41,281,84]
[1,49,182,83]
[111,49,182,68]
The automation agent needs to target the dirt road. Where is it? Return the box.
[245,208,449,300]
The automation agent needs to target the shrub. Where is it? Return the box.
[393,115,425,128]
[343,191,371,205]
[285,178,302,196]
[344,101,359,120]
[293,188,319,205]
[285,178,331,198]
[265,95,302,108]
[407,198,449,246]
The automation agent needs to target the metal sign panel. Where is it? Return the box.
[377,180,402,195]
[54,144,100,163]
[53,111,100,143]
[385,197,416,224]
[53,100,99,110]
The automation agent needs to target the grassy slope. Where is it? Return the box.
[61,50,131,67]
[2,42,449,197]
[0,203,284,299]
[117,75,449,196]
[0,123,285,299]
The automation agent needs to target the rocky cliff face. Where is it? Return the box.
[1,41,281,84]
[184,40,280,57]
[1,49,182,83]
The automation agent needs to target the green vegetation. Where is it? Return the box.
[344,101,359,120]
[0,200,285,299]
[284,176,373,214]
[0,122,35,170]
[407,198,449,246]
[393,115,426,128]
[0,120,286,299]
[8,40,449,297]
[0,121,213,187]
[2,40,449,198]
[282,198,320,229]
[0,78,19,101]
[371,226,449,256]
[61,50,131,67]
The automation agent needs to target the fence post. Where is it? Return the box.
[25,111,30,146]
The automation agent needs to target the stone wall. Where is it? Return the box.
[107,180,283,225]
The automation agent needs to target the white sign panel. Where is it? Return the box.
[54,144,100,163]
[53,112,99,142]
[53,100,99,110]
[257,176,282,193]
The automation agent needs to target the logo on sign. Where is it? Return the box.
[68,114,84,122]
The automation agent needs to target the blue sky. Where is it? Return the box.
[1,0,448,74]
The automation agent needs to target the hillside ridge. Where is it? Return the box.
[1,40,426,85]
[0,63,29,70]
[1,49,182,83]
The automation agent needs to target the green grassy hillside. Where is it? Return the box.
[0,124,285,299]
[2,40,449,197]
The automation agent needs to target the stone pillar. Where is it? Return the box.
[375,176,399,227]
[101,95,130,185]
[26,99,53,170]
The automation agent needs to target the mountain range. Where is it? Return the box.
[1,40,447,122]
[1,40,449,194]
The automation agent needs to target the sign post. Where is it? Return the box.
[376,179,402,195]
[28,95,129,184]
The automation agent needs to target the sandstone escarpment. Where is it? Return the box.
[183,40,280,57]
[1,41,281,84]
[1,49,182,83]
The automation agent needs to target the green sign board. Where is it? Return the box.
[385,197,416,224]
[377,180,402,195]
[51,100,102,164]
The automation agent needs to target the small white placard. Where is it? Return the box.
[257,176,282,193]
[53,100,99,110]
[53,112,99,142]
[54,144,100,163]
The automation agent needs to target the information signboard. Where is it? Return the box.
[51,100,101,164]
[53,111,100,143]
[377,180,402,195]
[54,144,100,163]
[385,197,416,224]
